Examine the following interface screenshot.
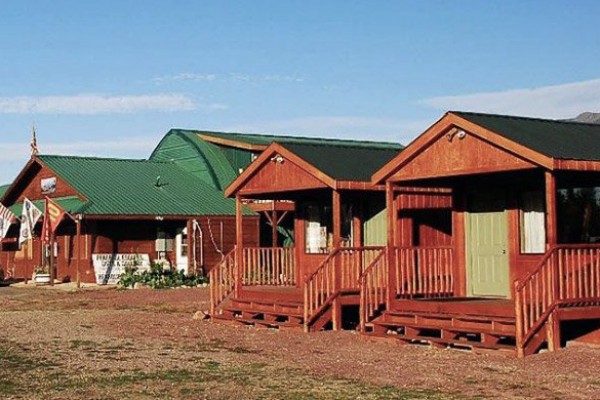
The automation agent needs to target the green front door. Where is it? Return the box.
[466,191,510,298]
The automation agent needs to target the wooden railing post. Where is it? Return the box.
[332,190,342,331]
[208,248,237,316]
[514,280,524,357]
[386,182,397,307]
[235,195,243,297]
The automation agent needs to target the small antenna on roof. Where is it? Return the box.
[155,176,161,187]
[30,122,39,156]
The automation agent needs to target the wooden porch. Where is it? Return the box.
[360,244,600,355]
[209,245,384,331]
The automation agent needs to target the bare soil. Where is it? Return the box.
[1,285,600,399]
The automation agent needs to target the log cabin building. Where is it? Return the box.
[210,139,403,331]
[0,154,259,283]
[365,111,600,356]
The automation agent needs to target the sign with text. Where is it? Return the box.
[92,253,151,285]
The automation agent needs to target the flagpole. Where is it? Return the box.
[76,215,81,289]
[49,232,55,286]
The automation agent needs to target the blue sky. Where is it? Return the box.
[1,0,600,183]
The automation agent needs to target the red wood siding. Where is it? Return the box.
[240,157,328,195]
[398,187,452,210]
[391,132,536,181]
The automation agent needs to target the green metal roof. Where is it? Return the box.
[149,130,242,191]
[36,155,249,216]
[454,111,600,161]
[280,142,402,181]
[0,184,10,199]
[9,196,85,216]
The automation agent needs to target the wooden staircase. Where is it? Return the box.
[365,300,517,352]
[209,246,384,332]
[514,245,600,356]
[304,246,384,332]
[214,292,306,329]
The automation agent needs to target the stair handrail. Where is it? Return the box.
[358,250,388,332]
[303,248,341,331]
[209,246,237,316]
[514,243,600,356]
[303,246,384,331]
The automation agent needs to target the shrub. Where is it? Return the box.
[118,261,208,289]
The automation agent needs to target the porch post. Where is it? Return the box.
[235,195,243,297]
[332,189,342,330]
[545,170,561,351]
[271,210,278,248]
[386,182,397,306]
[352,198,363,247]
[76,216,81,289]
[545,171,557,247]
[186,219,194,275]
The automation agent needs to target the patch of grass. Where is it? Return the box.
[69,340,98,350]
[463,378,480,385]
[228,346,260,354]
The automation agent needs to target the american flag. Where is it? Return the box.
[0,202,16,240]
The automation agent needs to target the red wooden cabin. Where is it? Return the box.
[364,111,600,356]
[0,155,258,283]
[209,139,402,331]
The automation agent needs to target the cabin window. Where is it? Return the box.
[520,191,546,254]
[558,187,600,243]
[305,204,332,253]
[341,204,353,247]
[179,228,188,258]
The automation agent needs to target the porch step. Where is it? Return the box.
[380,310,516,335]
[364,309,517,353]
[230,297,304,314]
[215,297,305,330]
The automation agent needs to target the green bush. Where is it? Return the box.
[118,262,208,289]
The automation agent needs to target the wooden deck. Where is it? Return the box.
[239,286,304,303]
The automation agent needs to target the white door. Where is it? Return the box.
[175,227,188,274]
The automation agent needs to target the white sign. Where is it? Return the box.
[92,253,151,285]
[41,177,57,194]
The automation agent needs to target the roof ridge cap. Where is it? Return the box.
[38,154,173,163]
[170,128,403,147]
[452,110,600,127]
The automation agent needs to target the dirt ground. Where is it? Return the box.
[1,285,600,399]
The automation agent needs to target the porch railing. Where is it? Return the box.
[515,244,600,356]
[241,247,296,286]
[209,247,236,315]
[359,250,388,332]
[393,246,454,298]
[304,246,383,330]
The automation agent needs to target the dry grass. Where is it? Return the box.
[1,285,600,399]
